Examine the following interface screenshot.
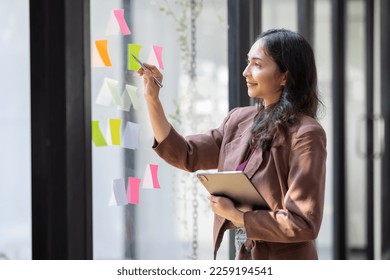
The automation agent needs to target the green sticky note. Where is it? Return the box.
[128,44,143,70]
[125,84,140,110]
[109,118,122,146]
[92,121,108,147]
[105,78,122,107]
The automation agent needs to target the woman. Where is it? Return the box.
[137,28,327,260]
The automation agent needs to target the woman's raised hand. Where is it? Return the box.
[136,63,163,100]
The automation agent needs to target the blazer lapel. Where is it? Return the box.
[233,117,264,179]
[244,147,263,179]
[222,118,253,170]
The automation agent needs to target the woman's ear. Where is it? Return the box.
[280,71,288,86]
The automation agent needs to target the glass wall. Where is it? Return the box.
[90,0,229,260]
[0,1,31,260]
[314,0,333,260]
[262,0,297,31]
[345,0,366,259]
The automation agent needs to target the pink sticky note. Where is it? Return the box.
[142,164,160,189]
[113,9,131,35]
[153,45,164,70]
[127,177,141,204]
[150,164,160,189]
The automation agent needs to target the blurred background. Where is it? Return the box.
[1,0,389,260]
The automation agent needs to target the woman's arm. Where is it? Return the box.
[137,63,171,143]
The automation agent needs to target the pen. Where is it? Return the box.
[132,54,163,88]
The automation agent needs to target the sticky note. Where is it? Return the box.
[92,121,108,147]
[95,40,112,67]
[96,79,112,106]
[109,118,122,146]
[105,78,122,107]
[142,164,160,189]
[147,49,159,68]
[111,178,128,206]
[122,121,140,149]
[127,177,141,204]
[113,9,131,35]
[91,46,105,67]
[128,44,143,70]
[153,46,164,70]
[118,88,132,111]
[125,84,140,110]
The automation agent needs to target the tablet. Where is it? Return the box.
[196,170,269,210]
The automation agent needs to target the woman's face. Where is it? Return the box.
[242,39,286,106]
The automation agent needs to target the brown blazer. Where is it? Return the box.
[153,106,327,260]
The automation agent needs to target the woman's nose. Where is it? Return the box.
[242,65,250,77]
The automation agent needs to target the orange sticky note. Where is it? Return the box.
[95,40,112,67]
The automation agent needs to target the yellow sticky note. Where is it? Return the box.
[109,118,122,146]
[128,44,142,70]
[92,121,108,147]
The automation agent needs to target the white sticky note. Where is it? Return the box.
[96,80,112,106]
[112,178,128,206]
[91,46,105,67]
[105,12,121,36]
[122,122,140,149]
[108,190,116,206]
[147,49,159,68]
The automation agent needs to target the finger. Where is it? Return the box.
[136,68,144,76]
[141,64,163,82]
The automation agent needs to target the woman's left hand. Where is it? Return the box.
[208,195,245,227]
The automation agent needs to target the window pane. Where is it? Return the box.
[314,0,333,260]
[0,1,31,260]
[91,0,228,259]
[345,0,366,259]
[263,0,298,31]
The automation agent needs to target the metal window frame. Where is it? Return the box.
[380,0,390,260]
[331,0,347,260]
[30,0,92,259]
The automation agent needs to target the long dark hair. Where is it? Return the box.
[250,28,322,151]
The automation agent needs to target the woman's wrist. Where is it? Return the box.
[230,209,245,228]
